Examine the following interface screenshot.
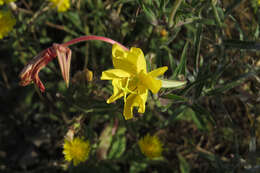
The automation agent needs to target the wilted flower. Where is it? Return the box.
[138,133,163,159]
[63,137,90,166]
[101,44,168,120]
[19,44,71,92]
[49,0,70,12]
[19,35,129,92]
[0,10,16,39]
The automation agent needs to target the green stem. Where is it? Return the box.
[211,0,222,28]
[168,0,183,28]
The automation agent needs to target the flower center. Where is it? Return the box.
[70,143,85,160]
[119,77,138,102]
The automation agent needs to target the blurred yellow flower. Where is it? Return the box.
[0,10,16,39]
[0,0,16,5]
[101,44,168,120]
[6,0,16,3]
[49,0,70,12]
[63,137,90,166]
[138,134,163,159]
[258,0,260,5]
[160,28,168,37]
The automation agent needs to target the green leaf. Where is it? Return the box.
[197,19,216,26]
[142,4,157,25]
[108,127,126,159]
[178,154,190,173]
[190,103,215,127]
[129,162,147,173]
[189,108,207,131]
[167,105,187,124]
[173,41,189,78]
[174,106,211,131]
[164,93,188,102]
[97,124,113,160]
[64,12,84,33]
[194,23,203,73]
[206,69,260,95]
[224,40,260,50]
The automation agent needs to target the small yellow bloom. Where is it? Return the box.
[160,29,168,37]
[5,0,16,3]
[85,68,93,82]
[101,44,168,120]
[63,137,90,166]
[258,0,260,5]
[0,10,16,39]
[49,0,70,12]
[0,0,16,5]
[138,134,163,159]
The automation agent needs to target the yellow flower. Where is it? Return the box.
[138,134,163,159]
[49,0,70,12]
[0,10,16,39]
[101,44,168,120]
[0,0,16,5]
[258,0,260,5]
[63,137,90,166]
[5,0,16,3]
[160,29,168,37]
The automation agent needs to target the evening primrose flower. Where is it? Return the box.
[63,137,90,166]
[101,44,168,120]
[138,134,163,159]
[49,0,70,12]
[0,10,16,39]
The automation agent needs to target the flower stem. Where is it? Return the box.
[62,35,129,51]
[168,0,183,28]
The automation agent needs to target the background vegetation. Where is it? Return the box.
[1,0,260,172]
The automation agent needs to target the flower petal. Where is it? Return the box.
[101,69,131,80]
[138,134,163,159]
[129,47,147,73]
[53,44,72,87]
[112,43,127,58]
[19,48,55,92]
[107,79,125,103]
[137,87,148,113]
[148,66,168,77]
[139,71,162,94]
[112,44,147,74]
[123,90,147,120]
[63,137,90,166]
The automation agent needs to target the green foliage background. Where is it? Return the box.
[1,0,260,172]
